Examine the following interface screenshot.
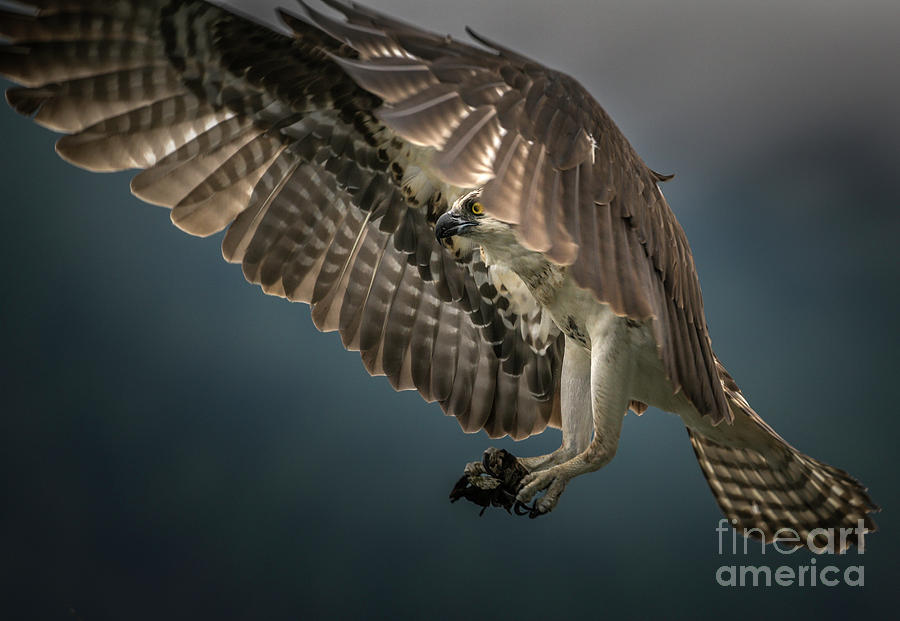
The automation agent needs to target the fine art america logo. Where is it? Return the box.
[715,519,869,587]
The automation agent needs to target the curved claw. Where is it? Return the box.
[513,500,535,516]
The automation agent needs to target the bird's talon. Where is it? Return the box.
[513,500,534,516]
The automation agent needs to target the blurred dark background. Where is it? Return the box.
[2,0,898,618]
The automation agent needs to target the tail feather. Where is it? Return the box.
[689,362,879,552]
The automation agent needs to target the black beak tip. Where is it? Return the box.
[434,220,452,241]
[435,212,477,240]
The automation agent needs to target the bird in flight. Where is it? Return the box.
[0,0,878,551]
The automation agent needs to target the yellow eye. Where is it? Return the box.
[470,201,484,216]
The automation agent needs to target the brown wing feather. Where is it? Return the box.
[0,0,564,439]
[315,1,730,423]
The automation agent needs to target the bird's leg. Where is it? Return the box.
[457,335,592,485]
[450,329,628,516]
[517,337,593,472]
[516,317,631,516]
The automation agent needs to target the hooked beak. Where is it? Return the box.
[434,211,478,240]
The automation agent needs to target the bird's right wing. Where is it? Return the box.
[0,0,564,439]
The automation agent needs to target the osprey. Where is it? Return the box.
[0,0,878,550]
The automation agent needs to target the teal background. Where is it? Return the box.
[1,1,898,618]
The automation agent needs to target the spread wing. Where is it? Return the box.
[0,0,565,439]
[309,1,731,423]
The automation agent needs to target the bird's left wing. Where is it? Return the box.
[0,0,564,439]
[309,0,731,424]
